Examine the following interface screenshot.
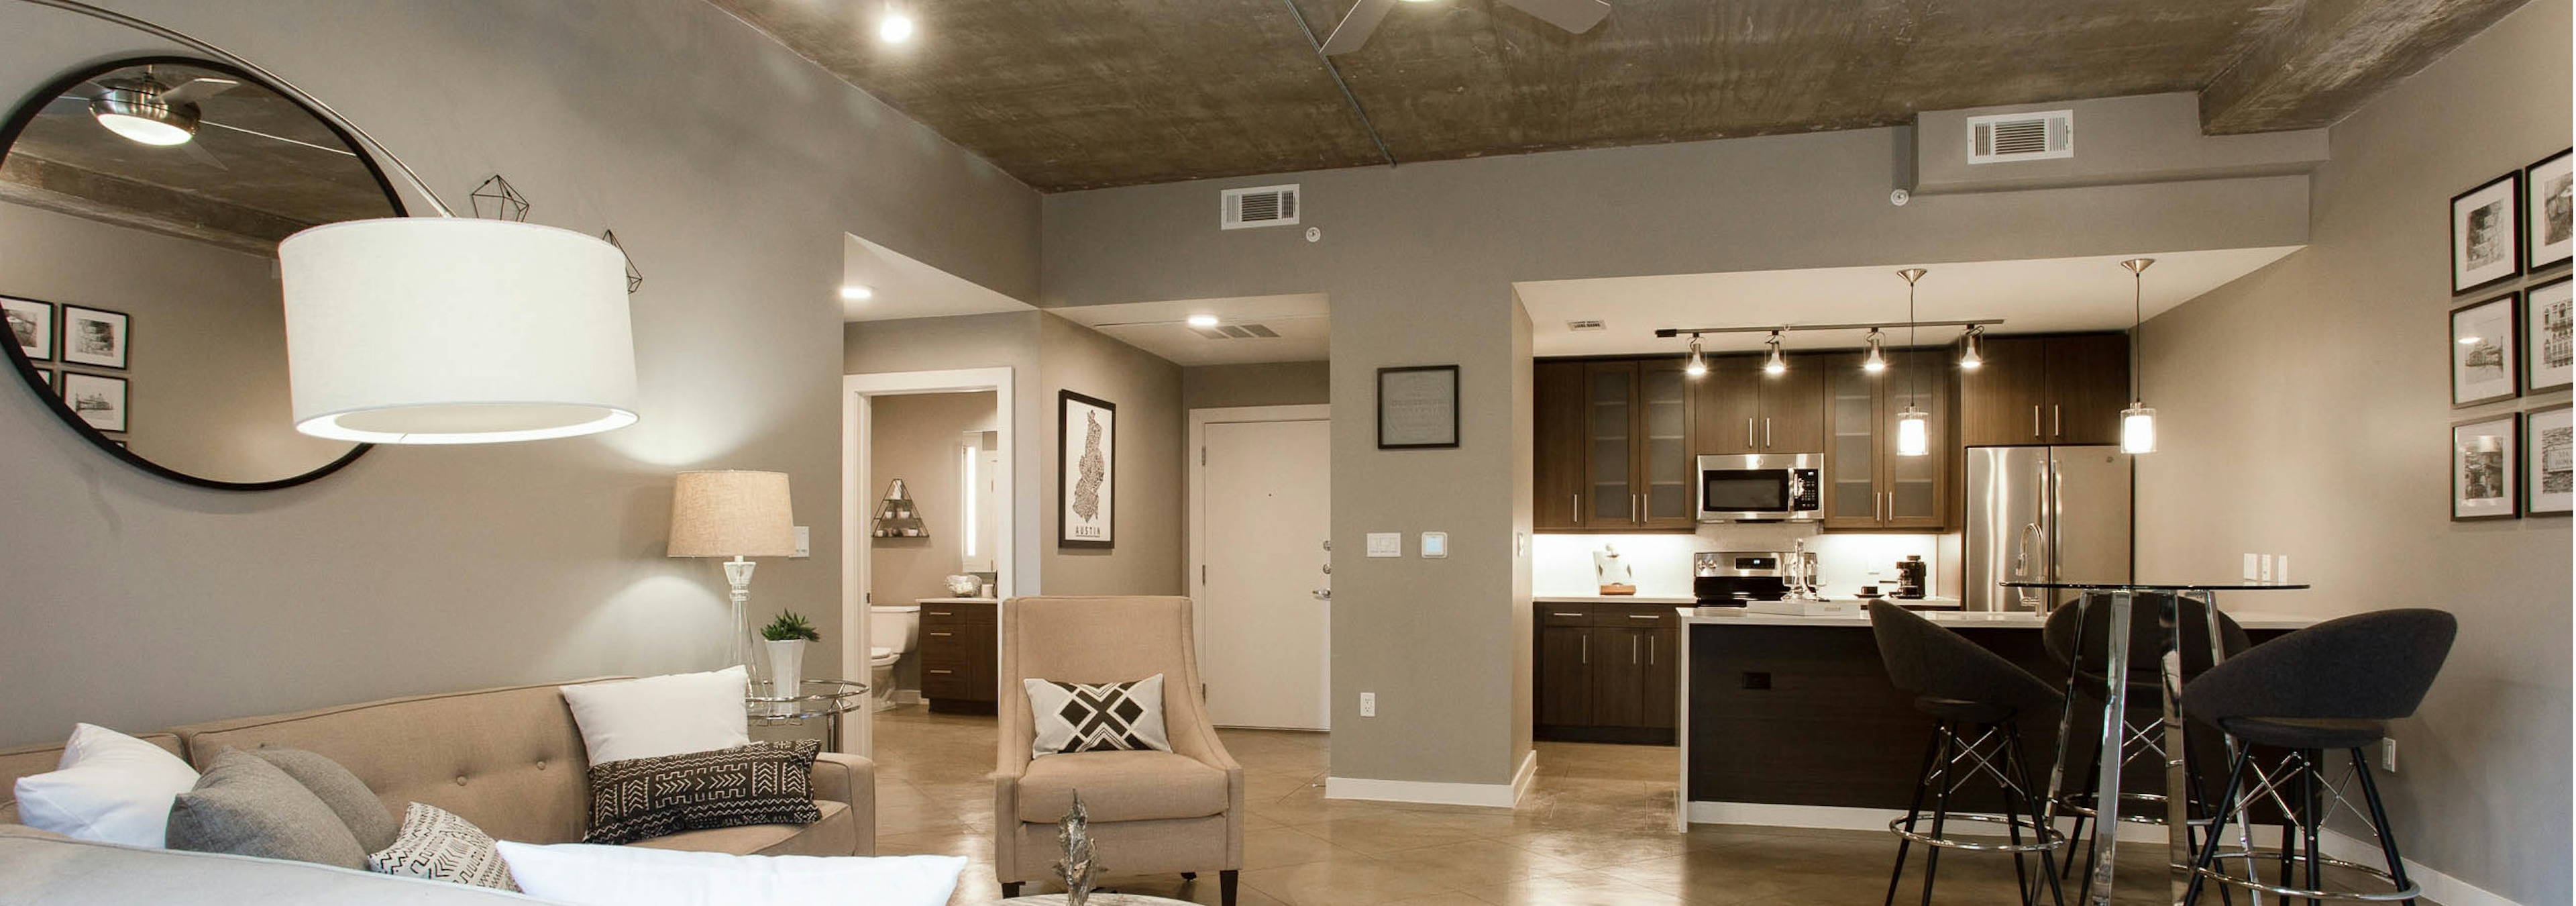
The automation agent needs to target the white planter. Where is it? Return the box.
[764,640,806,717]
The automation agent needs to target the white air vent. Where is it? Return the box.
[1192,323,1283,340]
[1221,184,1300,230]
[1566,319,1607,332]
[1966,110,2073,164]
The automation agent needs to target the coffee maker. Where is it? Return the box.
[1894,555,1927,599]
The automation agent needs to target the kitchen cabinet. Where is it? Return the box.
[1532,358,1697,532]
[919,599,996,714]
[1958,333,2131,446]
[1695,354,1825,454]
[1534,601,1678,744]
[1820,350,1949,531]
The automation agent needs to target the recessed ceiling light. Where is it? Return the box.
[841,285,874,301]
[1185,314,1220,328]
[879,11,915,43]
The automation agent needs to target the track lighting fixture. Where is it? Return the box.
[1684,334,1707,377]
[1762,332,1787,375]
[1862,329,1888,374]
[1958,325,1985,370]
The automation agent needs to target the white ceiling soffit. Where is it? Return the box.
[841,233,1034,322]
[1049,293,1329,367]
[1514,247,2304,358]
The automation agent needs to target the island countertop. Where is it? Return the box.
[1674,606,2315,631]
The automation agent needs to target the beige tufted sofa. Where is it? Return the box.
[0,678,875,858]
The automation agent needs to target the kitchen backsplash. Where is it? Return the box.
[1532,525,1951,599]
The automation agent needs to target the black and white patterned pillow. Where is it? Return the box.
[369,802,518,891]
[1024,674,1171,758]
[582,739,822,846]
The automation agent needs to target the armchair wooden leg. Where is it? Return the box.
[1181,872,1196,880]
[1221,870,1238,906]
[1001,882,1020,899]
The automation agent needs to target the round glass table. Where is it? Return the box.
[1000,895,1195,905]
[2000,582,2308,905]
[746,678,868,752]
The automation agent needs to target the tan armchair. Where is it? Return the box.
[994,596,1243,905]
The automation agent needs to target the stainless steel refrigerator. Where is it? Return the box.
[1964,446,2133,612]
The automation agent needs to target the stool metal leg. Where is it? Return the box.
[2302,750,2324,906]
[1921,723,1958,906]
[1886,723,1947,906]
[2006,727,2067,906]
[2184,744,2256,905]
[2347,749,2418,906]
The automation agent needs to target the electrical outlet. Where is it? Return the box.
[793,526,810,558]
[1359,693,1377,717]
[2382,737,2397,772]
[2243,553,2260,581]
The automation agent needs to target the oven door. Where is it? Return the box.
[1696,454,1822,521]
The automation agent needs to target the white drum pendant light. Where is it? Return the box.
[2118,258,2157,455]
[1892,268,1931,457]
[280,218,638,444]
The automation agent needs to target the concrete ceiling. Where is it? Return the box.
[0,62,394,254]
[1049,293,1329,366]
[1515,246,2303,358]
[707,0,2526,191]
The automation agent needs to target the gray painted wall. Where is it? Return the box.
[0,0,1038,746]
[867,391,997,608]
[845,311,1046,592]
[1043,125,2312,789]
[2137,1,2572,901]
[1181,361,1331,410]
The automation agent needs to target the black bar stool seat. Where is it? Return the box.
[2217,717,2385,750]
[1869,602,2066,906]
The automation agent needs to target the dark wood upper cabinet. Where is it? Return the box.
[1819,350,1949,531]
[1534,360,1587,530]
[1697,354,1823,455]
[1532,358,1697,532]
[1958,333,2130,447]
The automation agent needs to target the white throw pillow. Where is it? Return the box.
[11,723,200,848]
[494,842,965,906]
[559,667,751,765]
[1024,673,1171,758]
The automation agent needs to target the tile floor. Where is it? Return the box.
[865,705,2425,905]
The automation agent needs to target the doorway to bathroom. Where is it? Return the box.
[842,367,1016,758]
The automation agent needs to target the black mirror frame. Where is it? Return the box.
[0,54,407,491]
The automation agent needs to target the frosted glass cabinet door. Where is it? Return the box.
[1638,362,1695,527]
[1585,363,1635,525]
[1826,362,1879,523]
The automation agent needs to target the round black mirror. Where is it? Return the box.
[0,56,405,489]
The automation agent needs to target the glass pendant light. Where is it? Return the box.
[1684,334,1708,377]
[1762,332,1788,375]
[1894,268,1930,457]
[1862,329,1888,373]
[1958,325,1985,370]
[2120,258,2158,454]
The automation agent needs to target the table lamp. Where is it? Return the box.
[667,470,796,671]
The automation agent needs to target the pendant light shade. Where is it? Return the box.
[1684,334,1708,377]
[2119,257,2157,456]
[1762,332,1788,374]
[1896,407,1930,457]
[2121,405,2158,454]
[280,218,639,444]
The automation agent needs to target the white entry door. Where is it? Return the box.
[1199,416,1330,730]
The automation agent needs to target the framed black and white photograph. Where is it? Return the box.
[2528,149,2573,270]
[2528,405,2571,517]
[2453,413,2520,521]
[1057,389,1115,549]
[1377,365,1460,449]
[60,305,127,369]
[2453,172,2522,294]
[34,366,52,389]
[2451,292,2519,407]
[3,296,50,361]
[60,371,126,433]
[2528,276,2572,393]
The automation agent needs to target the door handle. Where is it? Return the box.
[1746,417,1756,450]
[2053,404,2061,438]
[1312,589,1332,600]
[2033,405,2042,438]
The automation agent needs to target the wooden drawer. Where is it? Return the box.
[920,601,996,624]
[1538,603,1593,627]
[1589,602,1677,629]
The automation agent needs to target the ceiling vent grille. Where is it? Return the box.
[1222,184,1300,230]
[1966,110,2073,164]
[1566,319,1607,332]
[1192,323,1282,340]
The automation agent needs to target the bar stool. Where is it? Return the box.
[2043,594,2251,885]
[1869,602,2067,906]
[2182,609,2457,905]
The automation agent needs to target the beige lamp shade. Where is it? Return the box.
[667,470,796,558]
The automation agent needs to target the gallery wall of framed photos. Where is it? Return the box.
[4,294,132,441]
[2447,147,2572,521]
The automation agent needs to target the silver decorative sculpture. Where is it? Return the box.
[1055,791,1105,905]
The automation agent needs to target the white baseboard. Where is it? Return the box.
[1680,803,2528,906]
[1328,753,1536,809]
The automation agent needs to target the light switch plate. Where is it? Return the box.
[1420,532,1448,558]
[2275,555,2290,584]
[793,526,811,558]
[1366,532,1401,558]
[2258,554,2273,583]
[2242,553,2260,581]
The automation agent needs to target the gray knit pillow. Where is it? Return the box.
[165,749,368,869]
[250,747,399,853]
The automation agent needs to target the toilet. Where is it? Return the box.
[867,604,921,711]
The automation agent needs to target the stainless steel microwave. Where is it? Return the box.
[1696,453,1822,522]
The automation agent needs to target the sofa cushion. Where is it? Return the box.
[252,747,400,853]
[1014,750,1227,824]
[627,799,853,856]
[10,724,199,848]
[166,749,369,869]
[370,802,519,891]
[583,740,822,845]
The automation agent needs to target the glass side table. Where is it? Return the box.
[747,678,869,753]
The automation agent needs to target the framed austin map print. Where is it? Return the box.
[1058,389,1115,549]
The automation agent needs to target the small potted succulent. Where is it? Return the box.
[759,611,822,711]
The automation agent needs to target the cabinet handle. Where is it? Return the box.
[929,632,953,637]
[1764,417,1772,449]
[930,611,953,617]
[1633,493,1643,524]
[1628,614,1660,620]
[928,669,953,674]
[1552,611,1585,617]
[1572,493,1581,524]
[1580,636,1589,665]
[2032,405,2042,438]
[1649,636,1656,666]
[1746,417,1756,450]
[1631,635,1640,664]
[2053,404,2061,438]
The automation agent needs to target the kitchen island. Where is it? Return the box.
[1669,606,2314,832]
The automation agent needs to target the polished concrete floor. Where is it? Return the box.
[867,705,2424,905]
